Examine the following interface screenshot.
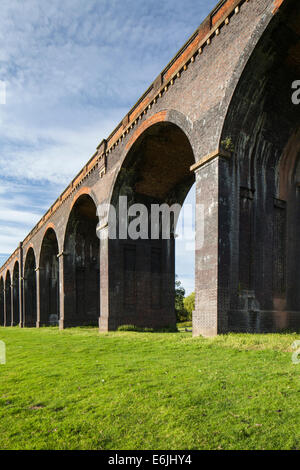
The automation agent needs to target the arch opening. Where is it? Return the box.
[283,153,300,315]
[64,194,100,327]
[13,262,20,326]
[24,248,37,327]
[5,271,12,327]
[40,229,59,326]
[220,1,300,332]
[108,121,195,330]
[0,277,4,326]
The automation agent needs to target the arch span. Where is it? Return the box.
[5,271,12,327]
[13,262,20,326]
[102,120,195,331]
[218,0,300,332]
[24,248,37,327]
[39,228,59,326]
[0,277,4,326]
[63,194,100,327]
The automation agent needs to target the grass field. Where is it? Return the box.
[0,326,299,450]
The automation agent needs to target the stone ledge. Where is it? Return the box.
[190,149,231,172]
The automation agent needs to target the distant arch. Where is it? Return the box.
[63,194,100,327]
[70,187,98,213]
[24,248,37,327]
[0,277,4,326]
[39,228,59,326]
[5,271,12,327]
[13,261,20,326]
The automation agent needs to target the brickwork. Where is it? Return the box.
[0,0,299,335]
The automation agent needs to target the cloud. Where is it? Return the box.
[0,114,125,184]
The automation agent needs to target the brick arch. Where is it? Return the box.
[42,222,56,236]
[5,269,11,284]
[108,109,196,209]
[104,111,196,331]
[217,0,300,332]
[35,223,60,263]
[12,260,20,326]
[13,260,19,270]
[39,225,59,265]
[24,244,36,264]
[62,192,100,328]
[0,276,4,326]
[216,0,292,162]
[219,1,300,195]
[24,247,37,327]
[61,188,100,258]
[2,269,9,284]
[70,187,98,213]
[219,0,299,162]
[5,270,12,326]
[124,110,195,161]
[124,111,168,153]
[63,191,100,251]
[39,227,60,326]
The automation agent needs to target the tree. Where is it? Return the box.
[175,276,188,322]
[183,292,195,321]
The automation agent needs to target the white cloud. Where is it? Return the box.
[0,225,29,254]
[0,209,40,226]
[0,114,125,184]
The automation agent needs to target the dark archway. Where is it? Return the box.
[24,248,37,327]
[13,262,20,326]
[107,121,195,330]
[5,271,12,327]
[280,149,300,321]
[0,277,4,326]
[219,0,300,332]
[64,194,100,327]
[39,229,59,326]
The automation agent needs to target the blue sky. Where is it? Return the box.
[0,0,216,294]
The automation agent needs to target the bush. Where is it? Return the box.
[177,321,192,329]
[117,325,140,332]
[175,277,189,322]
[183,292,195,321]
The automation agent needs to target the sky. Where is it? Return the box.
[0,0,217,295]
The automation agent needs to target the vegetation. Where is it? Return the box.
[175,277,187,322]
[183,292,195,321]
[177,321,192,331]
[117,325,177,333]
[0,327,300,450]
[175,276,195,323]
[221,136,235,153]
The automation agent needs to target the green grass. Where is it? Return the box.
[0,327,300,450]
[177,321,192,330]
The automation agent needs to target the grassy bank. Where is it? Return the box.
[0,327,299,450]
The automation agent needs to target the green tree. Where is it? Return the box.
[183,292,195,321]
[175,276,188,322]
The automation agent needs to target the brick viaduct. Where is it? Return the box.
[0,0,299,336]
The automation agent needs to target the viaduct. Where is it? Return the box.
[0,0,299,336]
